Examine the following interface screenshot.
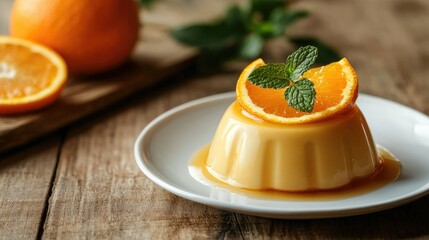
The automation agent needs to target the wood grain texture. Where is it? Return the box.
[0,0,246,154]
[1,0,429,239]
[0,27,195,153]
[42,73,239,239]
[43,0,429,238]
[0,137,61,240]
[0,4,198,153]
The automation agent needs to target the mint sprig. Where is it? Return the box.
[248,45,318,112]
[284,78,316,112]
[248,64,290,89]
[170,1,341,71]
[285,45,318,81]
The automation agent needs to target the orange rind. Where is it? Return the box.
[0,36,67,114]
[236,58,358,124]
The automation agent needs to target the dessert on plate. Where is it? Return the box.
[198,46,400,192]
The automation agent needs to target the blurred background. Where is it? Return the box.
[1,1,429,239]
[0,0,12,34]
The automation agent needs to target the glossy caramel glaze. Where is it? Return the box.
[189,145,401,201]
[206,102,383,191]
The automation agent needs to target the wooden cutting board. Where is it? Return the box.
[0,0,239,153]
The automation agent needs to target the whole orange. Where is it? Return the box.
[10,0,140,75]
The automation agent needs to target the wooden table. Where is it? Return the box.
[1,0,429,239]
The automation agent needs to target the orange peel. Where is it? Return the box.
[236,58,358,124]
[0,36,67,114]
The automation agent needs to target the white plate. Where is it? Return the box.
[134,92,429,219]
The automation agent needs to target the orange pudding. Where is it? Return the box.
[193,47,401,194]
[205,102,382,192]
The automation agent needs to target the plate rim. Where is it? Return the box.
[134,92,429,219]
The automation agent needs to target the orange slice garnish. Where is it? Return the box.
[236,58,358,124]
[0,36,67,114]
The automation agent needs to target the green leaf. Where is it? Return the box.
[238,34,264,59]
[285,45,318,81]
[254,22,276,38]
[224,5,247,30]
[171,5,248,52]
[253,9,308,38]
[248,64,290,89]
[247,45,318,112]
[289,37,341,65]
[250,0,285,19]
[270,9,308,37]
[138,0,156,7]
[171,22,238,50]
[284,78,316,112]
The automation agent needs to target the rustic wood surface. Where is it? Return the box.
[0,0,241,153]
[1,0,429,239]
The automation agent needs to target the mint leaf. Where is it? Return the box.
[289,37,340,65]
[171,6,246,51]
[171,23,238,50]
[284,78,316,112]
[246,45,319,113]
[250,0,284,20]
[139,0,156,7]
[239,34,264,59]
[285,45,318,81]
[248,64,290,89]
[224,5,247,32]
[270,9,308,37]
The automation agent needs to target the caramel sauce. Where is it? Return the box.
[189,145,402,201]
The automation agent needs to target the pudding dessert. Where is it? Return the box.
[206,102,381,191]
[193,46,400,193]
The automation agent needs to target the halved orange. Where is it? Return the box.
[236,58,358,124]
[0,36,67,114]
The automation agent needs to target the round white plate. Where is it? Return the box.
[134,92,429,219]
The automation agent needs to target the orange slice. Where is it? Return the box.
[236,58,358,124]
[0,36,67,114]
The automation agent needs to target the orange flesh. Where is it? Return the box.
[246,62,347,118]
[0,43,58,99]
